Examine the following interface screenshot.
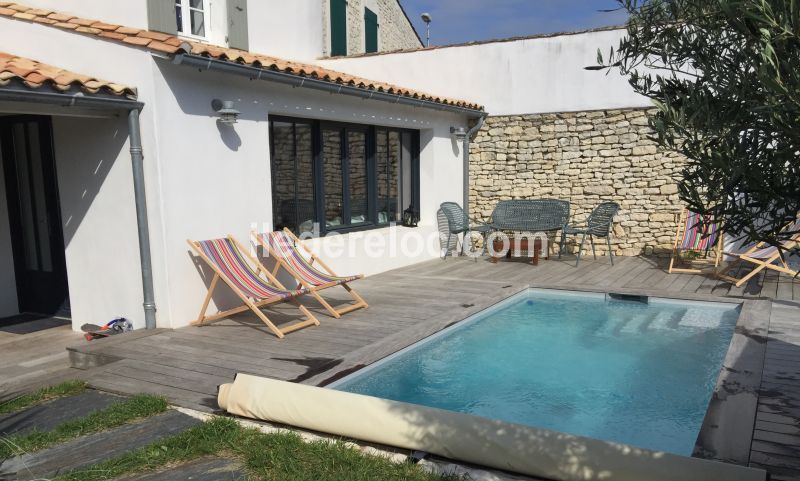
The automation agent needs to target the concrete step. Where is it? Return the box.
[116,457,244,481]
[0,390,121,436]
[0,410,200,480]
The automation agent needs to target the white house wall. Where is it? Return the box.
[0,157,19,318]
[0,17,166,331]
[1,11,469,331]
[320,28,650,116]
[151,60,467,328]
[247,0,325,61]
[52,116,145,328]
[11,0,149,30]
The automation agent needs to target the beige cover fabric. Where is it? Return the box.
[219,374,765,481]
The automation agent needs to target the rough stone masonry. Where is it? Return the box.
[469,108,687,257]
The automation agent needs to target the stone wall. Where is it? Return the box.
[323,0,421,56]
[470,109,686,257]
[371,0,421,52]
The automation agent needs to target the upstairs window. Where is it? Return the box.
[176,0,206,38]
[364,7,378,53]
[330,0,348,56]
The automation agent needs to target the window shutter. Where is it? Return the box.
[330,0,347,56]
[227,0,249,51]
[147,0,177,35]
[364,8,378,53]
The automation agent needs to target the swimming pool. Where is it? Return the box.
[332,289,741,455]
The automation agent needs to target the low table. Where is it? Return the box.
[491,237,544,266]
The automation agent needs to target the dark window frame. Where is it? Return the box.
[269,115,420,236]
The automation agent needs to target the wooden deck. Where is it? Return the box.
[68,254,800,480]
[0,318,85,401]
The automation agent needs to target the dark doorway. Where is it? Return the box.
[0,116,69,316]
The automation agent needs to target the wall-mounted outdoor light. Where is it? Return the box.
[211,99,240,125]
[450,126,468,141]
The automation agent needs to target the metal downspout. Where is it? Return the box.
[463,114,487,218]
[127,108,157,329]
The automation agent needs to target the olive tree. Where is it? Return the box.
[593,0,800,247]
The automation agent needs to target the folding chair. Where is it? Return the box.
[187,235,319,338]
[254,229,368,319]
[668,209,723,274]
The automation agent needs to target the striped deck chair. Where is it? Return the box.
[254,228,368,319]
[717,220,800,288]
[668,209,723,274]
[187,235,319,339]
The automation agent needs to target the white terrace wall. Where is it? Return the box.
[323,28,689,257]
[319,28,647,115]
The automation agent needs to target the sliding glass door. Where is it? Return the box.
[269,119,315,233]
[321,124,370,229]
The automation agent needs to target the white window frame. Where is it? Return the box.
[175,0,209,40]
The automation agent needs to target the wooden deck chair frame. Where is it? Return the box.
[187,235,320,339]
[254,228,368,319]
[668,209,724,274]
[716,234,800,288]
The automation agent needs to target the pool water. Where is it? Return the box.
[333,289,740,455]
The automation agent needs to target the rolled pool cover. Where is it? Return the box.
[219,374,766,481]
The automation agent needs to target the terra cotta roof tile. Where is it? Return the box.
[0,51,137,98]
[0,2,482,111]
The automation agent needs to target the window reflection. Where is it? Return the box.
[348,130,368,224]
[270,120,315,233]
[322,128,344,228]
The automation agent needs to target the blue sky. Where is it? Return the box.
[400,0,628,46]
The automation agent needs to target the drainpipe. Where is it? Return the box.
[462,114,487,218]
[127,108,157,330]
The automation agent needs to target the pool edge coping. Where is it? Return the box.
[693,297,770,466]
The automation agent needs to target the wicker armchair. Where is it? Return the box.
[560,201,620,267]
[439,202,493,259]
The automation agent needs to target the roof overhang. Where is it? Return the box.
[0,51,142,114]
[0,84,143,111]
[0,2,484,116]
[172,53,486,118]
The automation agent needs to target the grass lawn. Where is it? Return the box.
[0,394,167,459]
[2,381,461,481]
[0,380,86,415]
[55,417,463,481]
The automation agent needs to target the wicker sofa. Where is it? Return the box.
[489,199,571,233]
